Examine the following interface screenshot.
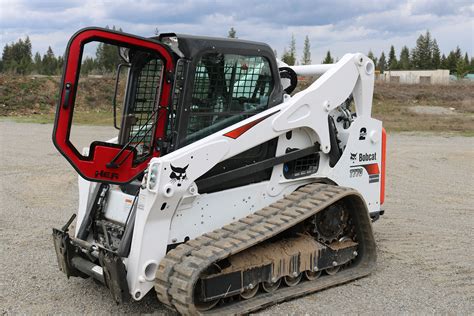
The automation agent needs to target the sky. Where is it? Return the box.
[1,0,473,63]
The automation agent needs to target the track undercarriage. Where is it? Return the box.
[155,183,376,315]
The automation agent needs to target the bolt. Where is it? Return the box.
[272,277,278,283]
[248,283,254,290]
[313,267,319,271]
[292,272,298,277]
[135,291,141,299]
[332,261,338,267]
[353,251,358,257]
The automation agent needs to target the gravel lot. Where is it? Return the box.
[1,121,473,314]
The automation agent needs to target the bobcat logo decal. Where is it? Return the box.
[170,164,188,187]
[350,153,357,161]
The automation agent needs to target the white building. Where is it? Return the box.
[382,69,450,85]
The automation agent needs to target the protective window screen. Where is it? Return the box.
[185,53,273,144]
[120,57,163,163]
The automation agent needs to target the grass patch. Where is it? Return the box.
[6,111,114,125]
[1,75,473,135]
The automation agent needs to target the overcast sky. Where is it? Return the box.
[1,0,473,63]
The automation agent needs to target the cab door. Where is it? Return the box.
[53,28,175,184]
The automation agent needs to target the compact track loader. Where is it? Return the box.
[52,27,386,314]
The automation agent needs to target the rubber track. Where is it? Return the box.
[155,183,376,315]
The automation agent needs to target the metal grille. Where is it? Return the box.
[125,58,163,160]
[187,54,273,138]
[284,153,320,179]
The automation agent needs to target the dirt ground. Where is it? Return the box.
[1,121,473,314]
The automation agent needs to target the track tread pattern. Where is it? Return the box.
[155,183,376,315]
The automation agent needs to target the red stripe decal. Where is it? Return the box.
[223,111,279,139]
[381,128,387,204]
[361,163,380,175]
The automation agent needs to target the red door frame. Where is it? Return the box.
[53,27,175,184]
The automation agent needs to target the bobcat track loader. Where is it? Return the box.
[52,27,386,315]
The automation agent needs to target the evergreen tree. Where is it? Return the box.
[456,58,468,79]
[446,47,462,74]
[367,50,377,68]
[33,52,42,73]
[464,52,469,65]
[96,42,121,73]
[470,57,474,72]
[411,31,433,69]
[431,39,441,69]
[440,54,448,69]
[227,27,237,39]
[95,25,122,74]
[19,36,33,74]
[301,35,311,65]
[398,46,410,70]
[81,57,97,74]
[388,45,397,70]
[42,46,57,75]
[378,51,387,73]
[322,50,334,64]
[1,37,33,74]
[281,35,296,65]
[57,55,64,73]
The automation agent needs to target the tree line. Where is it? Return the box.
[277,30,473,77]
[0,37,65,75]
[0,26,123,76]
[2,28,473,78]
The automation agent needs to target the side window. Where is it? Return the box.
[184,53,273,144]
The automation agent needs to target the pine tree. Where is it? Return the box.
[378,51,387,73]
[322,50,334,64]
[227,27,237,38]
[440,54,448,69]
[1,37,33,74]
[57,55,64,74]
[456,58,468,79]
[398,46,410,70]
[431,39,441,69]
[464,52,469,65]
[96,42,121,74]
[412,31,433,69]
[81,57,97,74]
[282,35,296,65]
[367,50,377,67]
[446,47,462,74]
[388,45,397,70]
[301,35,311,65]
[42,46,57,75]
[19,36,33,74]
[33,52,42,73]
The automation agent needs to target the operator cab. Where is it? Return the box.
[53,27,283,185]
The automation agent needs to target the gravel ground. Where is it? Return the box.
[1,121,473,314]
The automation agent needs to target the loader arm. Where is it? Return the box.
[126,53,377,299]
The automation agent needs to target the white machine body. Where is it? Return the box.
[75,53,384,300]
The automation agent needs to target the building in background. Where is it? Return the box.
[382,70,450,84]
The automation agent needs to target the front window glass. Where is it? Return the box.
[184,53,273,144]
